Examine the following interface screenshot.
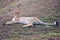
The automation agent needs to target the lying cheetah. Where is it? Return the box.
[3,10,59,27]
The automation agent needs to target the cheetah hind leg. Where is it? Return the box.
[22,24,33,27]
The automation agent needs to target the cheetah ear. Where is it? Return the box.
[15,9,21,15]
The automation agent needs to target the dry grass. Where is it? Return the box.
[0,0,60,40]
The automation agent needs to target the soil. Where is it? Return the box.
[0,0,60,40]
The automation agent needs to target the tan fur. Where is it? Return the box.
[22,24,33,27]
[15,10,20,15]
[4,10,56,27]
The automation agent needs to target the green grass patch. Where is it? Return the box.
[2,37,20,40]
[41,16,54,23]
[40,32,60,39]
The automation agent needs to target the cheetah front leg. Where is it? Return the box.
[3,21,14,25]
[22,24,33,27]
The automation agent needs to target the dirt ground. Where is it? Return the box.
[0,0,60,40]
[0,12,60,40]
